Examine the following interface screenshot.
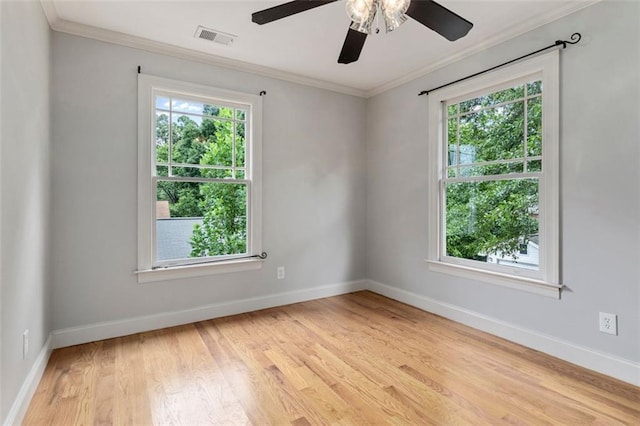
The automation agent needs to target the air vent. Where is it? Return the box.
[194,26,236,46]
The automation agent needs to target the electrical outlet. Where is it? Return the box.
[277,266,285,280]
[599,312,617,335]
[23,329,29,359]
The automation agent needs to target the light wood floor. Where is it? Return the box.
[25,291,639,425]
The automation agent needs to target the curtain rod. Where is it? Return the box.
[136,66,267,96]
[149,252,268,271]
[418,32,582,97]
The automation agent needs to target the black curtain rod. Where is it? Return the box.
[150,252,268,270]
[418,32,582,96]
[136,66,267,96]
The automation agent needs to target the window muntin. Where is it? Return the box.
[427,51,559,293]
[444,78,542,274]
[152,92,251,266]
[138,75,262,277]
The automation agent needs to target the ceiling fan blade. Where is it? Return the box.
[338,28,368,64]
[406,0,473,41]
[252,0,338,25]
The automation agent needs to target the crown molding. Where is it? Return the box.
[39,2,366,98]
[40,0,600,99]
[364,0,602,98]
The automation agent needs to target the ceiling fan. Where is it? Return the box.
[251,0,473,64]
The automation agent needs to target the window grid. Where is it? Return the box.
[440,77,544,275]
[444,83,542,183]
[156,96,247,181]
[426,51,559,296]
[151,92,252,267]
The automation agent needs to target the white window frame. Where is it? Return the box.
[426,51,561,298]
[136,75,262,283]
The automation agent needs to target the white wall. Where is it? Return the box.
[0,0,52,420]
[366,1,640,363]
[51,33,367,331]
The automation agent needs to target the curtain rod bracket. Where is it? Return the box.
[259,90,267,96]
[418,32,582,96]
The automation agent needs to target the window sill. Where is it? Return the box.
[136,258,263,283]
[425,260,561,299]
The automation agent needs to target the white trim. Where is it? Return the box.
[137,74,263,281]
[38,0,599,98]
[52,280,368,349]
[367,280,640,387]
[3,334,53,426]
[427,51,560,292]
[136,257,263,283]
[425,260,561,298]
[44,16,366,98]
[365,0,601,97]
[48,280,639,387]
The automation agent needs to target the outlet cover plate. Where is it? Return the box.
[599,312,617,335]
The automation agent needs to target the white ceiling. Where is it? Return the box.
[42,1,597,96]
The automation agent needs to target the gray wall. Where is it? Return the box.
[366,1,640,362]
[0,1,52,420]
[51,33,367,330]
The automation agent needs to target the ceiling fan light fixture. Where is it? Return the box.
[381,0,409,32]
[348,0,378,34]
[382,10,407,32]
[251,0,474,64]
[345,0,375,23]
[381,0,410,14]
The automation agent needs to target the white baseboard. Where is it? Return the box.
[367,279,640,387]
[52,279,368,349]
[3,334,53,426]
[50,277,639,387]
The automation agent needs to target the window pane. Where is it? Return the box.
[170,113,205,166]
[447,104,458,117]
[528,159,542,172]
[457,161,524,177]
[460,85,525,113]
[199,168,234,179]
[156,165,168,176]
[236,109,246,121]
[236,169,246,180]
[200,119,233,167]
[458,101,525,163]
[204,104,234,119]
[170,98,204,115]
[156,181,247,261]
[445,179,539,270]
[155,96,170,110]
[236,121,246,168]
[448,118,457,166]
[156,112,169,164]
[527,96,542,156]
[527,80,542,96]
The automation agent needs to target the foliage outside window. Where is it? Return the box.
[138,75,262,281]
[427,52,560,296]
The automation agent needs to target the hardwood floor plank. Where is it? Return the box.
[113,335,153,425]
[25,291,640,425]
[93,338,116,425]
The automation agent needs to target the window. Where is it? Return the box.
[137,75,262,282]
[427,51,560,297]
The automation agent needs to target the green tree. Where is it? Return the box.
[155,101,247,259]
[190,107,247,257]
[446,83,540,261]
